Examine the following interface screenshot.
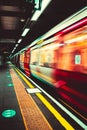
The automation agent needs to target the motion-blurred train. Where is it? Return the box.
[12,7,87,89]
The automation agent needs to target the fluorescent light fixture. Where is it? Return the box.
[31,0,52,21]
[21,28,30,36]
[15,44,19,47]
[18,39,22,43]
[13,47,16,50]
[20,18,25,22]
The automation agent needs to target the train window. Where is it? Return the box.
[75,55,81,64]
[30,49,39,65]
[39,44,58,68]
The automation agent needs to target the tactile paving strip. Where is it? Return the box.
[10,68,52,130]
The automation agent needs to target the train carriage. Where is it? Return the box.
[24,48,31,76]
[30,17,87,88]
[12,7,87,117]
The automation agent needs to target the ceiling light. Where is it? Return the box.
[21,28,30,36]
[20,18,25,22]
[18,39,22,43]
[15,44,19,47]
[31,0,52,21]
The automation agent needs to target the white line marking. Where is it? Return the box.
[26,88,41,93]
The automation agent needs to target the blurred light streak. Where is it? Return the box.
[58,92,87,112]
[61,85,87,101]
[59,98,87,121]
[41,43,64,50]
[62,18,87,34]
[65,35,87,44]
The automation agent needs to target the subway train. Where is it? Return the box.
[12,7,87,117]
[12,7,87,89]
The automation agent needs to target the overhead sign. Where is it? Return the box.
[26,0,42,10]
[34,0,42,10]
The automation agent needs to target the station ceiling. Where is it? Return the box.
[0,0,86,57]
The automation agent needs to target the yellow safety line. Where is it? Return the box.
[11,68,52,130]
[36,93,74,130]
[15,68,75,130]
[15,69,34,88]
[10,69,28,130]
[14,88,29,130]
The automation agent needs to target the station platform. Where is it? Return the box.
[0,62,52,130]
[0,62,87,130]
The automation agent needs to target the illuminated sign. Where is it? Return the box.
[75,55,81,64]
[34,0,42,10]
[26,0,42,10]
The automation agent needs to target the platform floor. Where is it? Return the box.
[0,62,87,130]
[0,63,52,130]
[0,65,25,130]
